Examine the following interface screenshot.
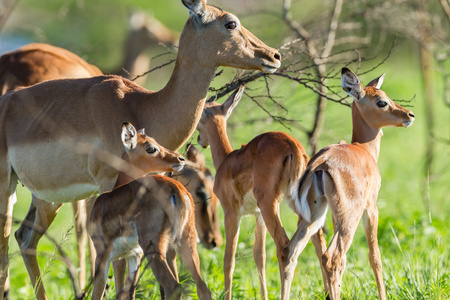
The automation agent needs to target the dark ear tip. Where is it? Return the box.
[122,122,131,127]
[341,67,351,75]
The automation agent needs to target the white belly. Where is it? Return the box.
[8,139,118,202]
[240,191,260,216]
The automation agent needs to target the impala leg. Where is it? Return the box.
[160,248,178,299]
[113,259,126,298]
[166,248,178,282]
[121,254,142,300]
[91,246,113,300]
[223,210,240,300]
[137,220,180,299]
[253,193,289,276]
[0,190,16,300]
[176,230,212,300]
[363,207,386,300]
[322,211,361,300]
[253,213,267,299]
[310,227,329,293]
[72,200,88,290]
[15,196,63,300]
[84,196,97,282]
[146,252,180,299]
[281,219,317,300]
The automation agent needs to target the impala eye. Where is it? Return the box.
[376,101,388,108]
[146,147,157,154]
[225,21,236,30]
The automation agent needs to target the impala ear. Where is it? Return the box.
[341,67,364,100]
[223,85,245,120]
[186,143,206,167]
[365,73,385,89]
[181,0,208,20]
[121,122,138,150]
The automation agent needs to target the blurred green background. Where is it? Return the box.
[1,0,449,299]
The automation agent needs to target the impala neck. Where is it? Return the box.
[153,54,216,151]
[114,156,146,188]
[351,103,382,161]
[207,119,234,171]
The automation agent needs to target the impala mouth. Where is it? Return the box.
[172,164,185,172]
[262,62,280,73]
[403,120,414,128]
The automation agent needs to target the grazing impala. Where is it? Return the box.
[280,68,415,299]
[89,127,208,300]
[0,0,280,298]
[196,86,309,300]
[172,144,223,249]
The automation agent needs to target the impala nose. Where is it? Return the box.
[408,112,415,118]
[274,52,281,61]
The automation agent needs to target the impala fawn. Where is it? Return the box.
[172,144,223,249]
[281,68,415,299]
[90,125,210,300]
[196,86,309,300]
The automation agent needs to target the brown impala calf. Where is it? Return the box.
[90,176,211,299]
[281,68,415,299]
[172,144,223,249]
[89,121,185,300]
[196,86,309,300]
[0,0,280,298]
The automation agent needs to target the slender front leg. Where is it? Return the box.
[72,200,88,290]
[15,196,63,300]
[223,210,240,300]
[253,213,267,299]
[92,250,112,300]
[0,192,15,300]
[363,207,386,300]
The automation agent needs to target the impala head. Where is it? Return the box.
[341,68,415,129]
[180,0,281,73]
[121,122,185,173]
[197,85,245,148]
[174,144,223,249]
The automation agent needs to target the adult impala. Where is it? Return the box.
[0,15,177,291]
[281,68,415,299]
[0,0,280,299]
[196,86,309,300]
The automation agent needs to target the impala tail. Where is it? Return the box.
[292,167,329,229]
